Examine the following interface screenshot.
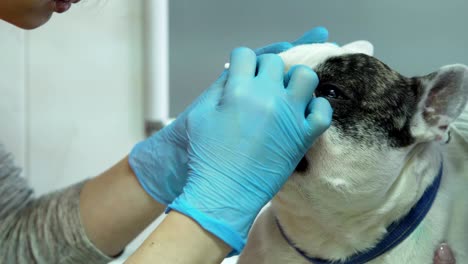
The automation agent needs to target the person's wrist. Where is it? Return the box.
[168,196,247,255]
[128,129,186,205]
[167,180,265,255]
[129,141,162,201]
[125,210,231,263]
[124,156,166,209]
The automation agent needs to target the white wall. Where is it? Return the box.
[0,23,26,171]
[1,1,144,194]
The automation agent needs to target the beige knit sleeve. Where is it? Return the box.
[0,145,113,264]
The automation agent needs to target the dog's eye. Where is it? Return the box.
[315,83,348,100]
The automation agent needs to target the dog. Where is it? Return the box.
[236,41,468,263]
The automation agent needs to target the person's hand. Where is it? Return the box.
[128,27,329,205]
[433,243,455,264]
[168,47,333,254]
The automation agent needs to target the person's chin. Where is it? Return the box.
[9,0,76,30]
[11,1,59,30]
[16,13,53,30]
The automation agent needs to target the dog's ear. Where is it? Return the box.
[342,40,374,56]
[410,64,468,142]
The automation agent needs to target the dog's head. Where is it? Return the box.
[277,42,468,215]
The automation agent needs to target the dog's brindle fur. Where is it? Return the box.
[237,42,468,263]
[316,54,419,148]
[296,54,420,174]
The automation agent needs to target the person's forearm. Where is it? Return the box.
[126,210,231,264]
[80,156,165,257]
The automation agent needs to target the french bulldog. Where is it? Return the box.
[237,41,468,264]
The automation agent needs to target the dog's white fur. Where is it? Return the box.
[237,42,468,263]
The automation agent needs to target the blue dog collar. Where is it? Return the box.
[276,163,443,264]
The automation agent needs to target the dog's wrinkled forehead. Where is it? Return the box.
[279,42,400,94]
[280,43,347,70]
[279,43,404,104]
[280,42,420,148]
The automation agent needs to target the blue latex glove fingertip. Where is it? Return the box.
[292,26,329,45]
[307,97,333,130]
[255,42,293,56]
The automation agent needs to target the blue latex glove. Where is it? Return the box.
[254,26,329,55]
[168,47,332,254]
[129,27,329,205]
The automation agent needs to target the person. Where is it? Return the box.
[0,1,456,264]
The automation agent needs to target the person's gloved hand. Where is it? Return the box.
[128,27,329,205]
[168,47,332,254]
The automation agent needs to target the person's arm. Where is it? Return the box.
[0,146,164,263]
[79,156,165,256]
[126,211,231,264]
